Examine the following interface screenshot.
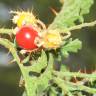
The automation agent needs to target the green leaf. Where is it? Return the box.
[23,51,47,73]
[61,39,82,57]
[37,53,54,95]
[0,38,36,96]
[0,39,50,96]
[22,53,53,96]
[49,0,94,30]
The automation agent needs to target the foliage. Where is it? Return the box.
[49,0,94,29]
[0,0,96,96]
[61,39,82,58]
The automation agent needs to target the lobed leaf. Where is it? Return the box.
[61,39,82,57]
[49,0,94,30]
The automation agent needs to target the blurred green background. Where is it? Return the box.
[0,0,96,96]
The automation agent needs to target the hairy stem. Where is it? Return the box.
[53,71,96,78]
[0,28,13,34]
[68,20,96,31]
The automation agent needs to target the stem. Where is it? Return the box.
[0,28,13,34]
[66,81,96,94]
[68,20,96,31]
[53,77,96,94]
[53,71,96,78]
[53,77,73,95]
[0,38,32,96]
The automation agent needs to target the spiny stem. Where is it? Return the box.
[53,77,73,95]
[68,20,96,31]
[0,38,31,96]
[53,71,96,78]
[0,28,13,34]
[53,77,96,94]
[66,81,96,94]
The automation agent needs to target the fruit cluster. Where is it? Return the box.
[11,11,65,51]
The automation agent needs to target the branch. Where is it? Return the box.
[53,77,96,94]
[68,20,96,31]
[53,71,96,78]
[0,28,13,34]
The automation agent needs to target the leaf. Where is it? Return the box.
[61,39,82,57]
[0,38,43,96]
[23,51,47,73]
[37,53,54,95]
[20,51,48,96]
[49,0,94,30]
[22,53,53,96]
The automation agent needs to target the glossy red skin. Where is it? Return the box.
[16,26,39,50]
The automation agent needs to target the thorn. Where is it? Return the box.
[5,50,11,57]
[19,79,25,87]
[8,59,16,64]
[50,7,58,16]
[73,76,78,83]
[93,70,96,74]
[9,33,13,41]
[10,10,20,14]
[59,0,64,4]
[78,69,82,73]
[90,78,93,85]
[84,67,87,74]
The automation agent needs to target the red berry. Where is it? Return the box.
[16,26,39,50]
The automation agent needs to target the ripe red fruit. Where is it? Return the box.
[16,26,39,50]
